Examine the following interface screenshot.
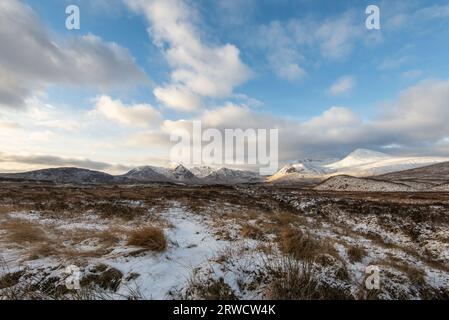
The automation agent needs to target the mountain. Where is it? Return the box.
[123,163,200,184]
[3,150,449,187]
[190,166,216,178]
[314,175,415,192]
[373,161,449,190]
[0,167,129,184]
[325,149,392,169]
[267,162,329,184]
[121,166,171,183]
[268,149,449,184]
[202,167,261,184]
[326,149,449,177]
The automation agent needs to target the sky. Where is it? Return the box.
[1,0,449,173]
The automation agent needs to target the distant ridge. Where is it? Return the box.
[315,161,449,192]
[0,167,130,184]
[268,149,449,184]
[2,150,449,187]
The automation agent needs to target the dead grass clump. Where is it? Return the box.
[278,227,337,262]
[375,259,426,286]
[240,224,264,240]
[184,276,238,300]
[272,212,302,227]
[96,228,122,247]
[0,205,20,215]
[1,219,48,245]
[29,243,58,260]
[0,271,25,290]
[81,266,123,292]
[93,203,147,221]
[265,258,353,300]
[347,245,367,263]
[127,226,167,252]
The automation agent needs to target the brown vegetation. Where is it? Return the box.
[127,226,167,252]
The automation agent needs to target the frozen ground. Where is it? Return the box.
[0,182,448,300]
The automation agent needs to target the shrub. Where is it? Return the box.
[279,227,337,262]
[265,258,354,300]
[347,246,367,263]
[240,224,264,240]
[127,226,167,252]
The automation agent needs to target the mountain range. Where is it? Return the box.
[1,149,449,186]
[267,149,449,184]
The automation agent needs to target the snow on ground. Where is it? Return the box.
[1,184,449,300]
[104,207,228,299]
[315,175,415,192]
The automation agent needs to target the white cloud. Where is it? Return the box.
[0,0,148,109]
[0,151,130,174]
[376,79,449,141]
[328,76,356,96]
[154,86,202,112]
[401,69,423,79]
[157,79,449,162]
[125,0,252,111]
[315,13,362,60]
[93,95,162,128]
[256,21,307,81]
[0,121,20,130]
[254,13,363,80]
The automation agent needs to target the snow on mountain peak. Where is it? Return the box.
[189,166,216,178]
[346,149,390,159]
[327,149,392,169]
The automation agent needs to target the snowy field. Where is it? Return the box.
[0,182,448,300]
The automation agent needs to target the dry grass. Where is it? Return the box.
[240,224,264,240]
[347,245,367,263]
[0,205,19,216]
[265,257,354,300]
[127,226,167,252]
[278,227,337,262]
[1,219,48,245]
[183,276,238,300]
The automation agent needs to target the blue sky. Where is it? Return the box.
[1,0,449,172]
[22,0,449,117]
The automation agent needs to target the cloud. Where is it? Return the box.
[92,95,162,128]
[0,151,130,173]
[328,76,356,96]
[254,13,363,80]
[376,79,449,142]
[256,21,307,81]
[3,79,449,172]
[401,69,423,79]
[157,79,449,163]
[415,3,449,20]
[0,121,20,130]
[0,0,148,109]
[378,56,409,70]
[384,2,449,31]
[154,86,202,112]
[125,0,252,111]
[126,131,170,148]
[315,13,362,60]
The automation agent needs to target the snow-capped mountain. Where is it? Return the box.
[123,163,200,184]
[326,149,392,169]
[190,166,216,178]
[3,149,449,186]
[267,163,329,183]
[202,167,262,184]
[268,149,449,184]
[121,166,170,183]
[326,149,449,177]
